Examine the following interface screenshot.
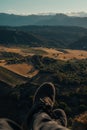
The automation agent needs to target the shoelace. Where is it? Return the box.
[40,98,55,118]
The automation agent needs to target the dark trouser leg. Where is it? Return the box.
[32,111,69,130]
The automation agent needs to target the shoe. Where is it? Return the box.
[33,82,55,109]
[0,118,21,130]
[22,82,55,130]
[53,109,67,127]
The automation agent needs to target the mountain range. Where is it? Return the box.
[0,13,87,28]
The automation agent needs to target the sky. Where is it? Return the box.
[0,0,87,15]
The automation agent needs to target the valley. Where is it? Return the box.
[0,24,87,128]
[0,45,86,127]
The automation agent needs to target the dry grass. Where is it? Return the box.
[0,46,87,78]
[45,48,87,60]
[74,112,87,125]
[0,66,27,86]
[0,46,87,60]
[2,63,33,77]
[0,62,38,78]
[31,47,87,60]
[0,46,27,56]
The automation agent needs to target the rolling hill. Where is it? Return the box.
[1,13,87,28]
[0,28,45,46]
[0,26,87,49]
[70,36,87,50]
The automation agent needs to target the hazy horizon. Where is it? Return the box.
[1,11,87,17]
[0,0,87,15]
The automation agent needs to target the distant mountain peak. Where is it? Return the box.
[67,11,87,17]
[0,12,87,27]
